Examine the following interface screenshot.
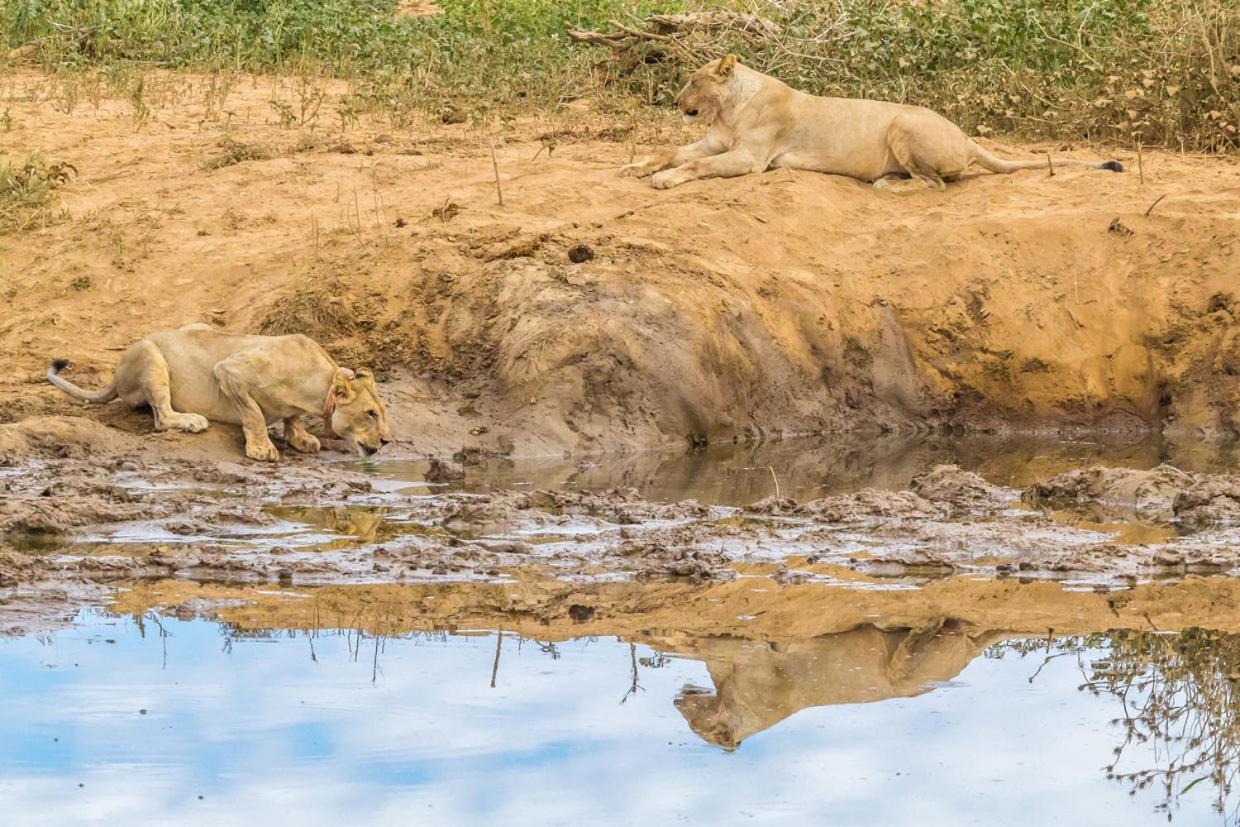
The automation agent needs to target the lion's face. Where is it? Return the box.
[674,692,741,750]
[675,54,738,123]
[327,368,392,457]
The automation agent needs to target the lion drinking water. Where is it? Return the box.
[623,55,1122,189]
[47,325,392,462]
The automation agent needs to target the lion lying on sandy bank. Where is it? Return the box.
[623,55,1122,190]
[47,325,391,462]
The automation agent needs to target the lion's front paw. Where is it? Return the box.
[650,170,682,190]
[288,432,321,454]
[245,439,281,463]
[180,414,210,433]
[620,160,656,179]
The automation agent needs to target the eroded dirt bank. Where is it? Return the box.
[2,72,1238,458]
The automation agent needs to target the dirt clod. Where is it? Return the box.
[567,244,594,263]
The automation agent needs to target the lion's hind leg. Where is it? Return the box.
[213,354,280,462]
[120,341,209,433]
[886,115,969,191]
[872,172,913,190]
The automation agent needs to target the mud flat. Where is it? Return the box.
[5,414,1240,637]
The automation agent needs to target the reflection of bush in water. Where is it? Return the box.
[995,629,1240,823]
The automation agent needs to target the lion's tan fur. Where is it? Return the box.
[47,324,392,462]
[623,56,1120,189]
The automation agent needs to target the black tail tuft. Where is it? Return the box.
[50,358,70,372]
[1100,160,1124,173]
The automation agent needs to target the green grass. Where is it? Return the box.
[0,152,75,232]
[2,0,1236,149]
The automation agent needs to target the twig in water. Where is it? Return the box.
[620,642,642,703]
[1027,650,1075,684]
[490,144,504,207]
[1144,194,1167,216]
[768,465,781,499]
[491,630,503,688]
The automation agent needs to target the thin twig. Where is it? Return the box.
[490,630,503,688]
[490,143,504,207]
[1144,194,1168,216]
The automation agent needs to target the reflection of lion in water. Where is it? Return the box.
[270,506,389,543]
[672,621,1002,749]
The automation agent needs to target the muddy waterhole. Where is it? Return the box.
[5,434,1240,825]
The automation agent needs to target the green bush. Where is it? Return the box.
[3,0,1235,149]
[0,152,75,232]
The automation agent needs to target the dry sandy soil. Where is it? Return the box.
[2,70,1238,463]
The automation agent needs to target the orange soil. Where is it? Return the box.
[2,71,1238,459]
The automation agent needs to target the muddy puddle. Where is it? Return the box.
[350,432,1240,504]
[5,432,1240,589]
[3,575,1240,825]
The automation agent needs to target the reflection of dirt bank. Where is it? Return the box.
[99,575,1240,644]
[2,72,1238,455]
[86,575,1240,747]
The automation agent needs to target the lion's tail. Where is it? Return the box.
[46,359,118,403]
[969,142,1123,175]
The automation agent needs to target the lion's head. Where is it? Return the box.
[674,691,743,751]
[675,54,739,123]
[325,368,392,457]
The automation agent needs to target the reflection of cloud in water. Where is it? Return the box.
[669,621,1003,749]
[1,609,1238,825]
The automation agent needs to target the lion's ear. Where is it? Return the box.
[714,54,737,80]
[324,369,355,417]
[332,368,357,401]
[354,367,376,388]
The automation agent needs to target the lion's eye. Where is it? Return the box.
[367,410,378,418]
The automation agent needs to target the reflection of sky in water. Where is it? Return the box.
[0,613,1226,826]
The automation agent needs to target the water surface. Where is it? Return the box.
[358,432,1240,505]
[0,608,1235,826]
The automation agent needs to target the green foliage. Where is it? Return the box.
[0,152,75,232]
[2,0,1235,148]
[725,0,1237,149]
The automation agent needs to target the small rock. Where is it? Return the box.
[567,244,594,263]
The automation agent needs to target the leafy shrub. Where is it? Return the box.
[3,0,1235,149]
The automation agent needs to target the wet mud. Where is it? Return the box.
[4,415,1240,626]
